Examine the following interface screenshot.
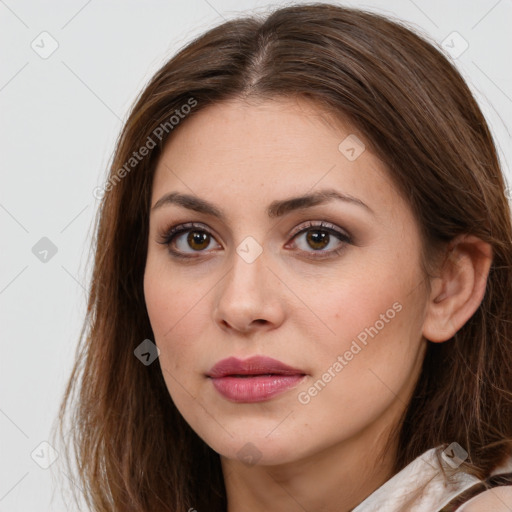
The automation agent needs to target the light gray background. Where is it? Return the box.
[1,0,511,510]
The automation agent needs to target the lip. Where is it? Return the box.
[206,356,307,403]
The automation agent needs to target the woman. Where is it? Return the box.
[54,3,512,511]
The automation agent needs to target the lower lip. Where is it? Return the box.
[209,374,306,403]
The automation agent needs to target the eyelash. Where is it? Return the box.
[156,221,353,260]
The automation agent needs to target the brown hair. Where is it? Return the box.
[53,3,512,510]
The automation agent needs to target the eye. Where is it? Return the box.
[157,220,352,260]
[157,222,221,259]
[286,221,352,259]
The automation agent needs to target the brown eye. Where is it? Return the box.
[173,229,219,254]
[288,221,352,259]
[305,230,330,250]
[158,222,221,258]
[187,230,211,251]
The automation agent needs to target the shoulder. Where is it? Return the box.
[458,485,512,511]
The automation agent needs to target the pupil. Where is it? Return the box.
[188,231,209,250]
[307,230,329,250]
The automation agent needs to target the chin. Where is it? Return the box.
[199,427,308,467]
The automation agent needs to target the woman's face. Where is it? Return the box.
[144,97,431,466]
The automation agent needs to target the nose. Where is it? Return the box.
[213,245,285,334]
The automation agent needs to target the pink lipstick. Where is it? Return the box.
[206,356,306,403]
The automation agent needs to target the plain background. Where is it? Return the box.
[1,0,511,510]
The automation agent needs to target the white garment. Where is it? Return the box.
[352,446,512,512]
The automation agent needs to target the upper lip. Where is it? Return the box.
[206,356,306,378]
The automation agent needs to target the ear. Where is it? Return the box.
[422,234,493,343]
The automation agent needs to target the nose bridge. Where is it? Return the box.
[213,234,282,331]
[225,235,267,297]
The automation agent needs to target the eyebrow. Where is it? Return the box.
[151,188,374,219]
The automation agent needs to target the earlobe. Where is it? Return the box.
[422,234,493,343]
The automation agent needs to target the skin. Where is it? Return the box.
[459,487,512,511]
[143,96,493,512]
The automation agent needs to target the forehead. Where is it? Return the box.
[156,96,353,163]
[150,97,401,220]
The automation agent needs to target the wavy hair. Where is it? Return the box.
[53,3,512,511]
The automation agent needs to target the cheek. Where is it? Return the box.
[307,261,409,350]
[143,263,212,431]
[299,252,426,405]
[143,260,207,370]
[337,244,424,345]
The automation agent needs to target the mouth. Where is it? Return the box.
[222,373,296,378]
[206,355,306,379]
[206,356,307,403]
[208,374,306,403]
